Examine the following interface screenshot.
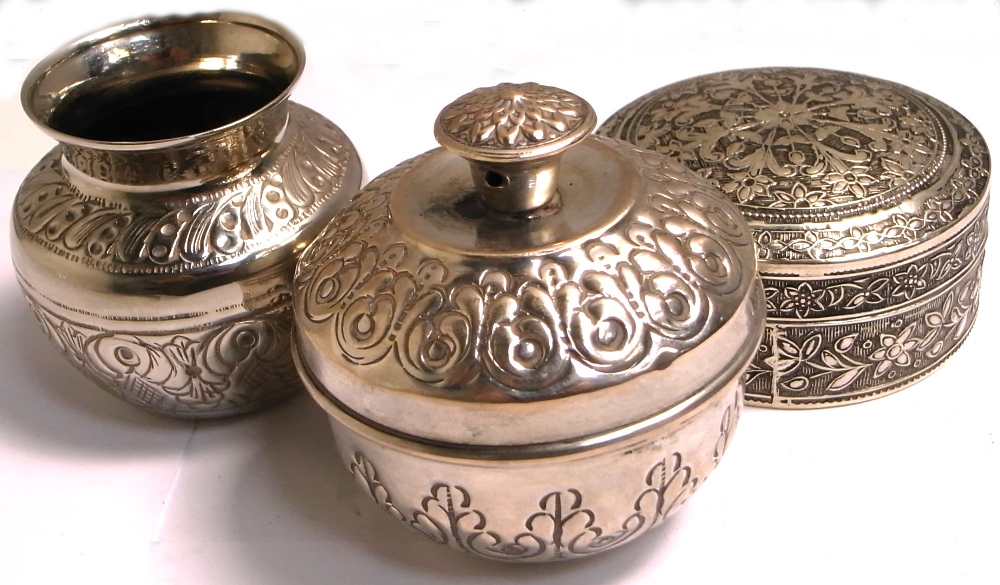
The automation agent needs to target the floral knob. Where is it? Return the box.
[434,82,598,214]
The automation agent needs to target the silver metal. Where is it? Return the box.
[293,82,765,561]
[599,67,990,408]
[10,13,363,417]
[434,82,597,213]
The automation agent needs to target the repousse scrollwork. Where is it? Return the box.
[24,295,299,414]
[14,104,351,274]
[348,448,704,561]
[295,139,753,397]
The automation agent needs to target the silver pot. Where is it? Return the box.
[293,82,765,561]
[11,13,363,417]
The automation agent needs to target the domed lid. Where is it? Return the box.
[599,67,990,275]
[293,82,763,447]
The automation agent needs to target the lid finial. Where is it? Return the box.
[435,82,597,214]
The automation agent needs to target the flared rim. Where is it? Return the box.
[20,11,305,151]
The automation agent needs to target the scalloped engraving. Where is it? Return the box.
[295,138,754,398]
[13,104,352,274]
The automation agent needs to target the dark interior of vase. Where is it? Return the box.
[32,17,300,143]
[49,70,285,142]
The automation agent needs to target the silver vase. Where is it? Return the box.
[11,13,363,417]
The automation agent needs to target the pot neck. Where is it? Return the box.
[58,100,290,191]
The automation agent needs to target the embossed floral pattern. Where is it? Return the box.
[437,82,589,149]
[761,215,984,319]
[770,182,826,208]
[869,324,920,378]
[722,172,773,204]
[890,264,929,300]
[747,262,982,405]
[778,282,825,318]
[159,336,230,403]
[828,167,877,199]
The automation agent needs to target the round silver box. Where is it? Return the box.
[10,13,363,417]
[600,67,990,408]
[293,82,765,561]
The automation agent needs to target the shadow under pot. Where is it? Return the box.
[11,12,363,417]
[600,67,990,408]
[292,82,765,561]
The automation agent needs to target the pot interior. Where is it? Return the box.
[24,13,302,144]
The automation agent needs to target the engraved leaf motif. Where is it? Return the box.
[772,359,799,374]
[845,294,869,309]
[827,369,864,392]
[782,376,809,391]
[820,350,848,370]
[801,334,822,360]
[834,334,858,353]
[777,338,800,358]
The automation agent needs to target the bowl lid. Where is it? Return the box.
[293,82,763,447]
[599,67,990,275]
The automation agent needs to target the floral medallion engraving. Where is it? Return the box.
[601,68,946,220]
[599,67,991,264]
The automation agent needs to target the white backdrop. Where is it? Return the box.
[0,1,997,583]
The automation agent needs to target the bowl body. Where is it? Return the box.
[294,100,764,560]
[301,350,744,562]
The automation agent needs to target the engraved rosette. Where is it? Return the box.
[599,67,990,407]
[10,14,363,417]
[293,83,764,561]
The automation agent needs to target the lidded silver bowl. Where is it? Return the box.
[600,67,990,408]
[293,82,765,561]
[11,13,363,417]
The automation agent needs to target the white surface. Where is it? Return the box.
[0,1,998,583]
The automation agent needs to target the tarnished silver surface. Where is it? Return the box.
[600,67,990,408]
[10,13,363,417]
[293,82,764,561]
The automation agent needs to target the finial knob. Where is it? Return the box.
[434,82,597,213]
